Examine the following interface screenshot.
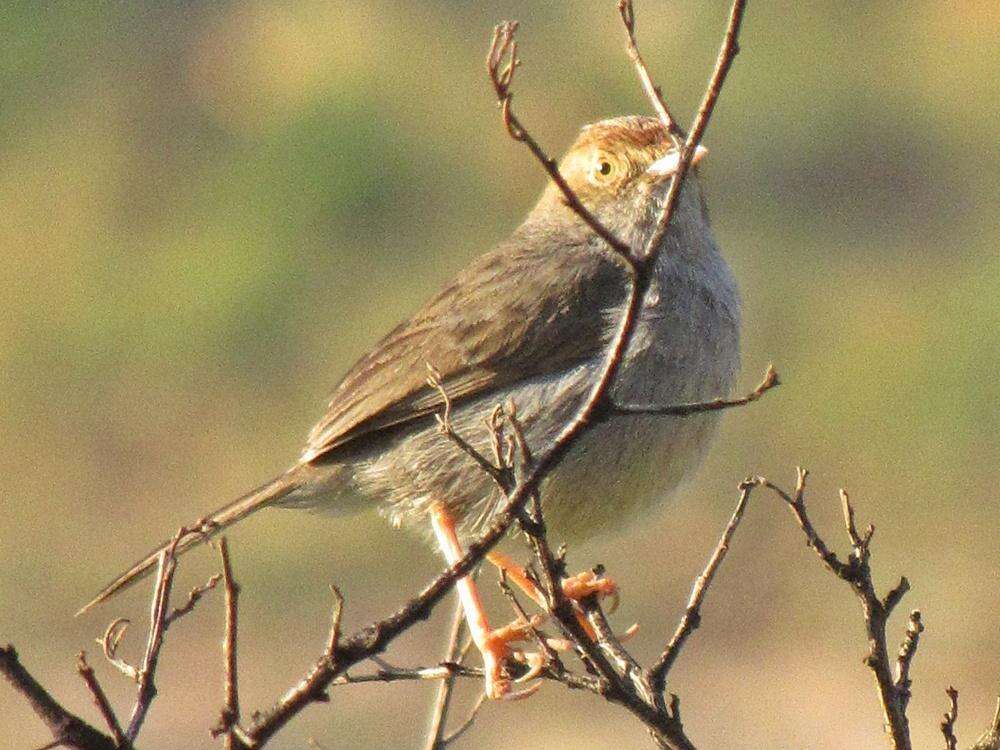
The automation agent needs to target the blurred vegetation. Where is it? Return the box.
[1,2,997,748]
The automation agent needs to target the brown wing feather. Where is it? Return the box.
[302,228,629,461]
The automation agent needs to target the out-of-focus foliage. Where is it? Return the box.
[1,2,997,748]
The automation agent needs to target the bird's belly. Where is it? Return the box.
[542,409,720,542]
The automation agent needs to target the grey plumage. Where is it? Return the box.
[79,115,740,615]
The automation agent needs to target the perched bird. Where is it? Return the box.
[80,115,741,699]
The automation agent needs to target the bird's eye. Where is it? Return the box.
[591,157,619,184]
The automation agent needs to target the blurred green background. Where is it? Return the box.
[2,1,997,748]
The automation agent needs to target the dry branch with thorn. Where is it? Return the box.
[2,4,996,750]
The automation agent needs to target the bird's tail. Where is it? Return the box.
[76,469,301,617]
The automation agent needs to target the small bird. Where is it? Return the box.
[80,115,741,699]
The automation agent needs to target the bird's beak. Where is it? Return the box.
[645,144,709,179]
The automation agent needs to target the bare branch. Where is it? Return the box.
[423,599,467,750]
[944,687,960,750]
[486,21,632,259]
[643,0,748,260]
[124,533,180,740]
[759,471,914,750]
[761,468,854,581]
[0,644,118,750]
[893,610,923,713]
[610,365,779,417]
[617,0,683,138]
[649,477,756,691]
[76,652,126,748]
[211,538,246,749]
[94,525,221,744]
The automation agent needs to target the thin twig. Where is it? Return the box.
[649,477,757,691]
[99,619,139,682]
[423,598,468,750]
[325,585,346,661]
[124,531,182,740]
[486,21,632,258]
[427,364,512,492]
[581,597,643,693]
[943,687,959,750]
[894,610,923,714]
[440,692,488,746]
[94,526,216,743]
[761,469,853,581]
[76,652,126,748]
[617,0,683,138]
[330,659,598,695]
[759,471,914,750]
[211,538,244,748]
[643,0,747,261]
[0,644,119,750]
[336,663,481,685]
[610,365,779,417]
[165,573,221,625]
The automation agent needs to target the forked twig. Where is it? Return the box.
[427,363,511,492]
[123,531,181,740]
[0,644,119,750]
[92,525,221,745]
[758,470,915,750]
[486,21,632,258]
[166,573,221,625]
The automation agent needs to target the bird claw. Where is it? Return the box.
[511,650,547,684]
[618,622,640,643]
[484,647,545,700]
[499,679,543,701]
[482,615,548,700]
[562,569,619,612]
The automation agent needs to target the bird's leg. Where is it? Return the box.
[562,568,620,613]
[485,551,547,608]
[485,551,622,641]
[429,503,542,700]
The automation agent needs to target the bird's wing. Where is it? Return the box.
[302,230,629,461]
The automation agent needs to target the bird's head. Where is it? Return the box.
[533,115,708,248]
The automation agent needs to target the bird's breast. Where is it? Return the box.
[542,250,741,541]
